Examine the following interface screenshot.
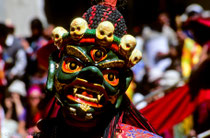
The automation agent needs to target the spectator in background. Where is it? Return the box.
[5,24,27,82]
[157,12,180,70]
[133,12,181,105]
[142,14,172,74]
[158,12,179,48]
[172,5,208,137]
[0,42,7,102]
[1,80,27,137]
[0,23,27,84]
[0,40,7,86]
[177,4,204,80]
[21,18,48,87]
[141,14,172,93]
[186,15,210,135]
[24,18,48,55]
[26,85,43,134]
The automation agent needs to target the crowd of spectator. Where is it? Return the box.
[0,3,209,138]
[0,17,54,137]
[131,3,210,137]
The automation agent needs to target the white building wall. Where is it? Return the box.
[0,0,6,21]
[0,0,47,37]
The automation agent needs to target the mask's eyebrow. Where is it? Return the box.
[98,60,125,69]
[66,45,90,63]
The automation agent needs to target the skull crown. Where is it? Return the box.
[96,21,115,46]
[51,17,142,67]
[70,17,88,41]
[52,26,68,49]
[128,49,142,67]
[119,34,136,58]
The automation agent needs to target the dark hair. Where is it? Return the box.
[7,26,15,34]
[0,23,9,38]
[1,92,18,121]
[31,18,43,34]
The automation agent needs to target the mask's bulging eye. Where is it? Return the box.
[90,48,107,63]
[103,70,119,86]
[96,50,102,57]
[62,58,83,73]
[108,73,114,81]
[69,62,77,70]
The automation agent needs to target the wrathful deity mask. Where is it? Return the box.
[46,17,142,126]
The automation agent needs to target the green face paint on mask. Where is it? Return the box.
[46,18,141,123]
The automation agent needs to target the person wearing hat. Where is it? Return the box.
[185,15,210,135]
[178,4,204,80]
[34,0,161,137]
[26,85,43,135]
[1,80,27,137]
[185,3,203,18]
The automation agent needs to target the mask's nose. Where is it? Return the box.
[78,66,104,84]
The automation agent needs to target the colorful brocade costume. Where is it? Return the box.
[181,37,202,79]
[35,0,161,137]
[117,123,161,138]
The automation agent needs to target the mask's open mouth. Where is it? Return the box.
[64,78,108,108]
[66,86,104,108]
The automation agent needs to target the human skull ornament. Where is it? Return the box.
[119,34,136,57]
[70,17,88,41]
[52,27,68,49]
[128,49,142,67]
[96,21,114,46]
